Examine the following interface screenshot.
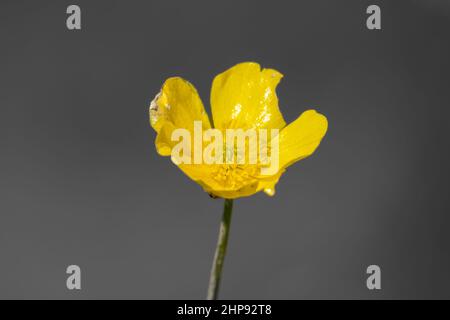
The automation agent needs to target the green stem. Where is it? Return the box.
[207,199,234,300]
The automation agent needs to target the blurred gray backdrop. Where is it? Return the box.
[1,0,450,299]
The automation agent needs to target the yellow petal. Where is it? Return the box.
[178,163,217,190]
[149,77,211,156]
[278,110,328,169]
[210,62,286,131]
[201,168,284,199]
[260,170,284,197]
[178,163,253,199]
[153,122,177,156]
[203,179,260,199]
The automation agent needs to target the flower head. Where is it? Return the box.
[149,62,328,199]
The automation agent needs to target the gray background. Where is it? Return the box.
[1,0,449,299]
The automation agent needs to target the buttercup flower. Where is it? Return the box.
[149,62,328,199]
[148,62,328,300]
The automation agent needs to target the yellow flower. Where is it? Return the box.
[149,62,328,199]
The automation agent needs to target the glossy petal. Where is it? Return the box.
[260,171,285,197]
[149,77,211,156]
[178,163,219,192]
[179,163,258,199]
[278,110,328,169]
[210,62,286,131]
